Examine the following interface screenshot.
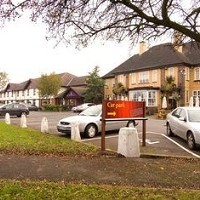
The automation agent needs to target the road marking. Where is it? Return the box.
[83,132,200,158]
[82,135,117,141]
[143,139,160,145]
[162,134,200,159]
[82,132,161,143]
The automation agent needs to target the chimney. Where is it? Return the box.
[139,41,148,55]
[173,31,183,53]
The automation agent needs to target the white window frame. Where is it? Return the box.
[139,71,149,83]
[193,90,200,98]
[148,91,157,106]
[130,90,157,107]
[131,73,136,84]
[168,67,174,77]
[185,67,189,81]
[194,67,200,80]
[118,75,125,85]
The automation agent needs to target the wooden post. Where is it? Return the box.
[142,119,146,146]
[101,100,106,152]
[142,101,146,146]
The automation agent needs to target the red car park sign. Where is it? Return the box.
[103,100,145,119]
[101,100,147,152]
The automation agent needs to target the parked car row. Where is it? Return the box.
[0,103,40,118]
[0,102,29,117]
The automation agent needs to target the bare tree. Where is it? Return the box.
[0,0,200,47]
[0,72,9,91]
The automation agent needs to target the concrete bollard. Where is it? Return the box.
[117,127,140,157]
[71,122,81,141]
[41,117,49,133]
[5,113,11,125]
[20,114,27,128]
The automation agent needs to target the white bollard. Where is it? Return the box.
[5,113,11,125]
[71,122,81,141]
[117,127,140,157]
[20,114,27,128]
[41,117,49,133]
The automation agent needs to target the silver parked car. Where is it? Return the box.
[57,104,136,138]
[71,103,95,112]
[166,107,200,149]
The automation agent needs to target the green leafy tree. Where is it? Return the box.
[0,72,9,91]
[112,82,127,99]
[0,1,199,46]
[161,75,180,109]
[84,66,105,104]
[162,76,176,97]
[38,72,61,99]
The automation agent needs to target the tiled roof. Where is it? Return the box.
[102,42,199,78]
[5,80,31,91]
[58,72,77,86]
[27,78,40,89]
[71,86,86,97]
[69,76,88,87]
[182,41,200,65]
[3,73,79,92]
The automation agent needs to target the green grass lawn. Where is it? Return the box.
[0,180,200,200]
[0,122,200,199]
[0,122,97,156]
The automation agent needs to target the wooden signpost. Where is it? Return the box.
[101,100,147,152]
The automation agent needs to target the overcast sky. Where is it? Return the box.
[0,15,139,83]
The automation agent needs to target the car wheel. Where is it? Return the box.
[84,123,98,138]
[17,112,27,118]
[187,132,196,150]
[166,123,174,137]
[127,120,137,127]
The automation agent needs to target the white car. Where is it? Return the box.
[166,107,200,150]
[71,103,95,112]
[57,104,136,138]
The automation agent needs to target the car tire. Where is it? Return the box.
[187,132,196,150]
[17,112,27,118]
[84,123,98,138]
[166,123,174,137]
[127,120,137,127]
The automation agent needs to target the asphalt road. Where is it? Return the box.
[1,111,200,158]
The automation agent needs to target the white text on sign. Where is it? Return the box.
[106,102,125,109]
